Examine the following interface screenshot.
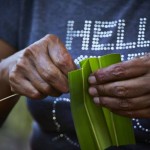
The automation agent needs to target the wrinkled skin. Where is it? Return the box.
[8,34,76,99]
[7,34,150,118]
[88,53,150,118]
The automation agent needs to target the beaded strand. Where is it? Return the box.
[51,97,79,147]
[132,118,150,143]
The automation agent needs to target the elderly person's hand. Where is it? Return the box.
[88,53,150,118]
[7,34,76,99]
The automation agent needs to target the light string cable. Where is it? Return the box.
[0,93,19,102]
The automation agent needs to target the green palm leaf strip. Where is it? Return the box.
[68,54,135,150]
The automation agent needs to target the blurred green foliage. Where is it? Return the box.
[0,96,32,150]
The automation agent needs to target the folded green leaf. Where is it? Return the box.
[69,61,112,150]
[68,54,135,150]
[69,69,97,149]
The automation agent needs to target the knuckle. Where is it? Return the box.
[119,99,131,109]
[45,34,58,42]
[55,55,68,68]
[95,70,105,83]
[10,60,26,78]
[55,58,64,67]
[111,64,126,78]
[9,71,17,82]
[16,61,25,70]
[41,72,50,81]
[23,47,35,57]
[42,69,58,82]
[49,72,58,82]
[114,86,128,97]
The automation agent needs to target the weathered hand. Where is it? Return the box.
[8,35,76,99]
[88,53,150,118]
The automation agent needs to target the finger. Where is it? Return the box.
[112,108,150,118]
[27,68,62,97]
[89,76,150,98]
[46,35,77,75]
[89,53,150,84]
[15,53,62,97]
[92,94,150,111]
[9,74,44,99]
[24,47,69,93]
[35,53,69,93]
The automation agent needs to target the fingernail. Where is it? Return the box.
[93,97,100,104]
[88,76,96,84]
[89,87,98,96]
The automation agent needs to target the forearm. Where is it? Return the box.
[0,51,21,126]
